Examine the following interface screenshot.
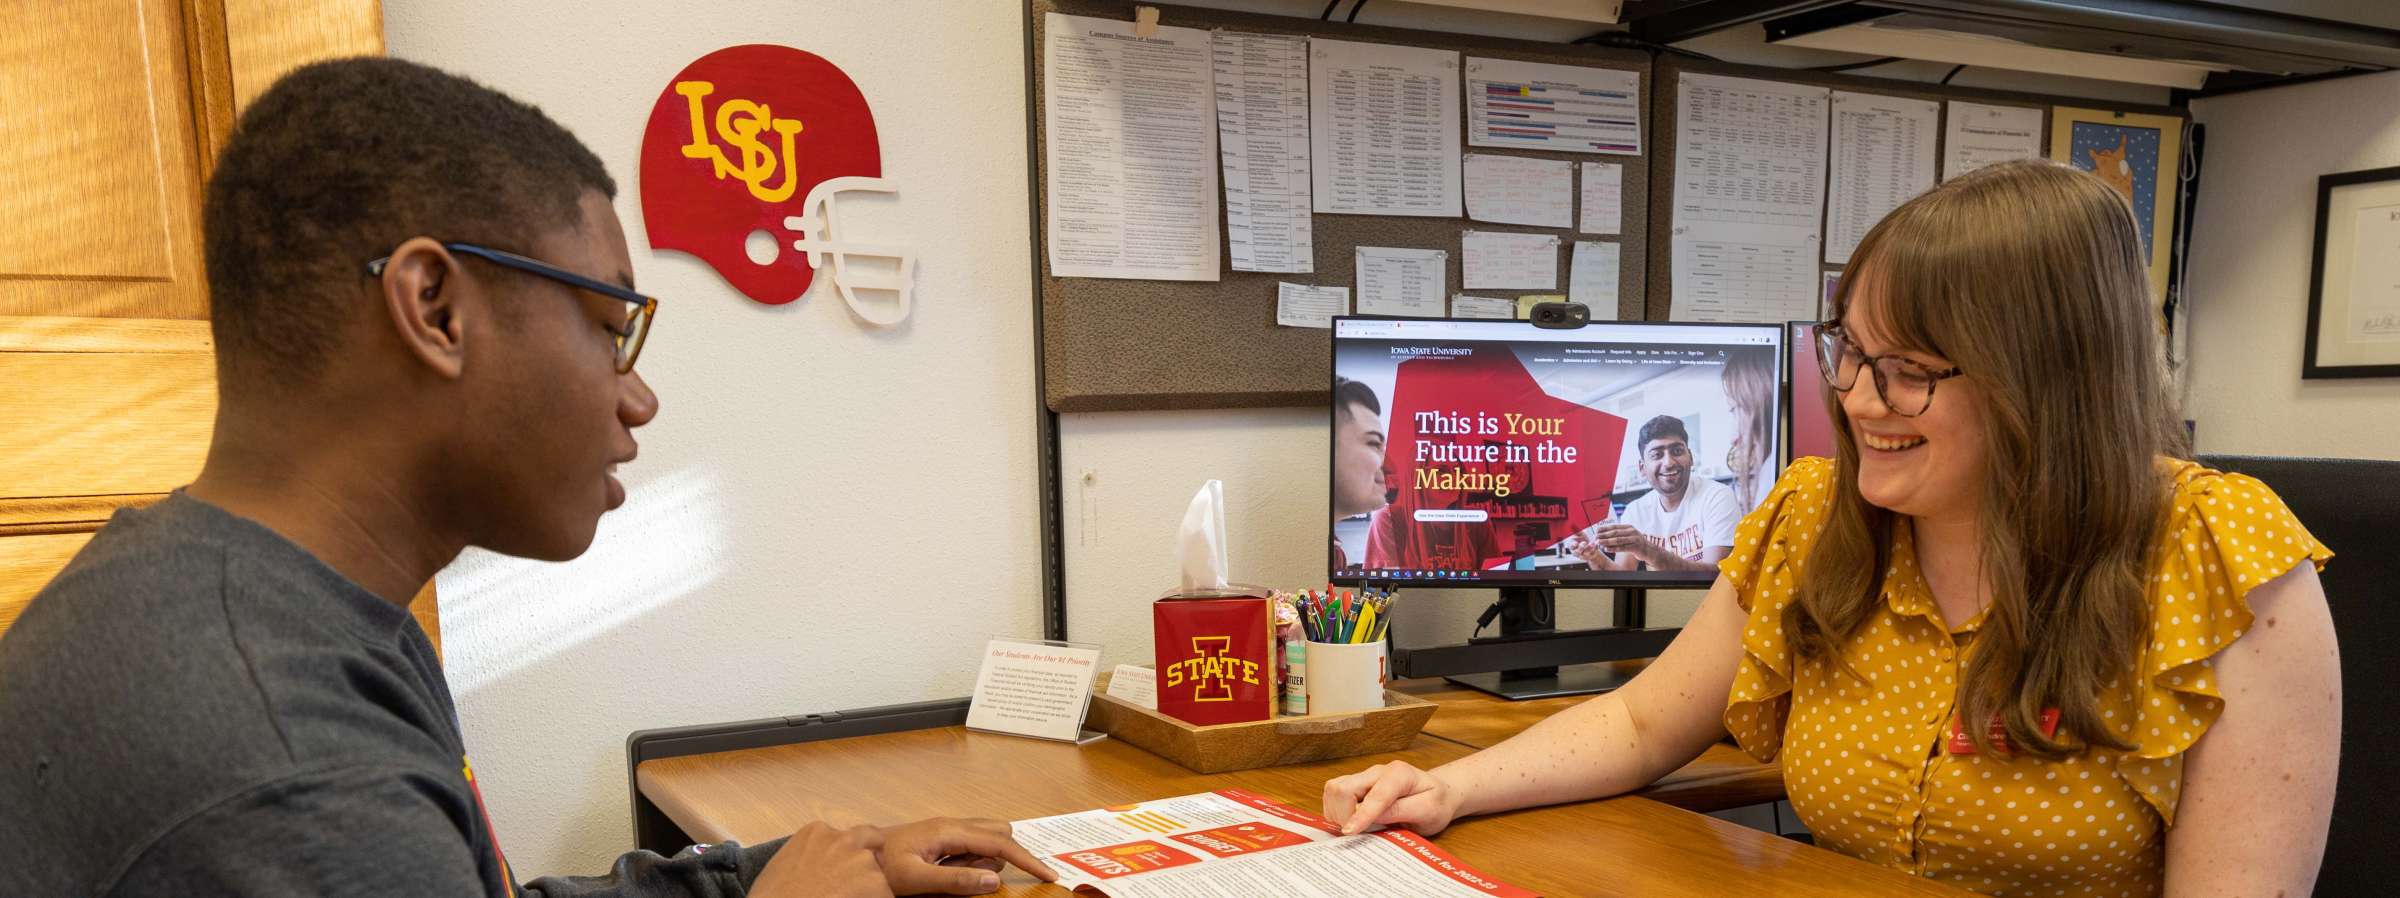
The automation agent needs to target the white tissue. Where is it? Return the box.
[1177,480,1231,593]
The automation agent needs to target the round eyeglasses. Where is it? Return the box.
[1815,324,1963,418]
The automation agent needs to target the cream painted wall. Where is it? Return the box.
[2186,71,2400,460]
[388,0,1041,878]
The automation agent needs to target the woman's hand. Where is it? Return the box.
[1322,760,1468,837]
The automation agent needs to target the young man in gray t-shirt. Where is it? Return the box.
[0,58,1051,898]
[1569,415,1742,572]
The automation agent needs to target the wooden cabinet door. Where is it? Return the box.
[0,0,438,653]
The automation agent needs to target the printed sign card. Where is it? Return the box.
[966,637,1104,742]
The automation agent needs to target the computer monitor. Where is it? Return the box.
[1329,316,1787,591]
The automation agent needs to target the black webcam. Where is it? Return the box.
[1528,301,1590,329]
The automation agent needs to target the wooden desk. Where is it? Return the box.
[1392,675,1788,812]
[636,726,1969,897]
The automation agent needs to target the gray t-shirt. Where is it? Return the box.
[0,493,781,896]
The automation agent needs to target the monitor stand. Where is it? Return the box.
[1445,586,1653,701]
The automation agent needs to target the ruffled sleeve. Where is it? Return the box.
[2113,467,2332,825]
[1720,456,1838,762]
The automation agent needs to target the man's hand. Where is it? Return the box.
[1587,523,1659,566]
[1564,534,1609,568]
[877,817,1060,896]
[750,823,890,898]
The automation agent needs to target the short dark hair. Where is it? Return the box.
[1333,377,1382,418]
[1638,415,1689,450]
[203,57,616,386]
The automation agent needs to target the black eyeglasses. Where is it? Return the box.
[1816,323,1963,418]
[366,242,657,374]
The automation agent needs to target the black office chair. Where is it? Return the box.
[2200,454,2400,896]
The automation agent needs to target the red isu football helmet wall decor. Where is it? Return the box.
[641,44,913,324]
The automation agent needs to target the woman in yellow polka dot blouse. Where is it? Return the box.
[1322,160,2339,898]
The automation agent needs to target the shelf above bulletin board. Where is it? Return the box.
[1032,0,1654,412]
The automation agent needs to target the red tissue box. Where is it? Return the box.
[1153,587,1276,726]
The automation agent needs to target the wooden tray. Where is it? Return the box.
[1086,670,1438,774]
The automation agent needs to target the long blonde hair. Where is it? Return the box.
[1720,350,1777,509]
[1790,159,2187,757]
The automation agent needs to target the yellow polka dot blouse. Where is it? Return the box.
[1720,456,2330,898]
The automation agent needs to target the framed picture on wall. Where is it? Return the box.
[2303,165,2400,378]
[2050,107,2183,313]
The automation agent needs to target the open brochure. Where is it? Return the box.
[1009,789,1538,898]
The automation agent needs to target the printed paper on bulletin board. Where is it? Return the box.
[1033,0,1651,412]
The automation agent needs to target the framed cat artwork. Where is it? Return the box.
[2050,107,2186,313]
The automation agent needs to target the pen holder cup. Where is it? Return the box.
[1303,641,1388,715]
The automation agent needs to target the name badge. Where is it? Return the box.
[1946,707,2060,756]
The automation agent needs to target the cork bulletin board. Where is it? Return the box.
[1640,55,2187,321]
[1033,0,1654,412]
[1031,5,2188,413]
